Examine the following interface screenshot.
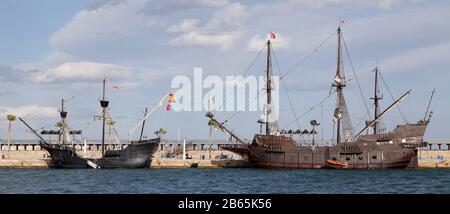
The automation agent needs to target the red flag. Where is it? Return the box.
[269,32,276,39]
[166,104,171,111]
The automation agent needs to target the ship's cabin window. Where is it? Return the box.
[372,156,378,159]
[359,156,364,160]
[332,157,337,161]
[345,157,351,161]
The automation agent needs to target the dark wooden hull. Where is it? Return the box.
[41,138,160,169]
[222,124,427,170]
[247,152,414,169]
[93,139,160,169]
[42,144,89,169]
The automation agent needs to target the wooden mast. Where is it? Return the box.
[139,108,148,141]
[266,40,272,137]
[100,78,109,156]
[334,27,343,144]
[355,90,411,138]
[371,67,382,134]
[60,98,67,144]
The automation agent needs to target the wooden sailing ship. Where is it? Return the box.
[19,78,160,169]
[207,27,432,169]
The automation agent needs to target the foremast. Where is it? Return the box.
[264,39,278,137]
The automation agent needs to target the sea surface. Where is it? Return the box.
[0,168,449,194]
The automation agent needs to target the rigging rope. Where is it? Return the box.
[341,33,371,119]
[282,91,336,130]
[221,94,259,125]
[353,103,375,133]
[213,43,267,115]
[378,71,409,123]
[272,47,307,143]
[217,28,337,126]
[280,29,337,79]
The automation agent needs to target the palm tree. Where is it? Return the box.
[154,128,167,138]
[310,120,320,145]
[7,114,16,159]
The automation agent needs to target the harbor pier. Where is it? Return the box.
[418,140,450,168]
[1,139,449,169]
[0,139,249,168]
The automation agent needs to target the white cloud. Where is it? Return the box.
[0,105,58,118]
[347,6,450,47]
[167,3,247,49]
[289,0,423,9]
[204,3,248,30]
[169,31,240,50]
[142,0,228,14]
[167,19,199,33]
[381,40,450,73]
[247,33,291,52]
[32,61,133,84]
[49,0,158,56]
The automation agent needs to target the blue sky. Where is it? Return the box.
[1,0,449,141]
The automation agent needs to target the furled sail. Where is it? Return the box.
[336,91,353,142]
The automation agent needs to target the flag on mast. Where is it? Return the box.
[269,32,276,40]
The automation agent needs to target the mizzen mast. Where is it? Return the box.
[139,108,148,141]
[371,67,383,134]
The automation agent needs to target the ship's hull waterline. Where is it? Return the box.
[246,151,415,169]
[42,138,160,169]
[222,124,427,169]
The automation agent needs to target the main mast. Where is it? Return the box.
[100,78,109,156]
[333,27,344,144]
[265,40,272,137]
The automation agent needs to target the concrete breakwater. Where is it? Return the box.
[0,139,249,168]
[418,150,450,168]
[0,150,249,169]
[1,139,450,169]
[2,149,450,169]
[0,158,250,169]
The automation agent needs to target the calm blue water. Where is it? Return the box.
[0,168,449,194]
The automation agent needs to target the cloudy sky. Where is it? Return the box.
[1,0,449,141]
